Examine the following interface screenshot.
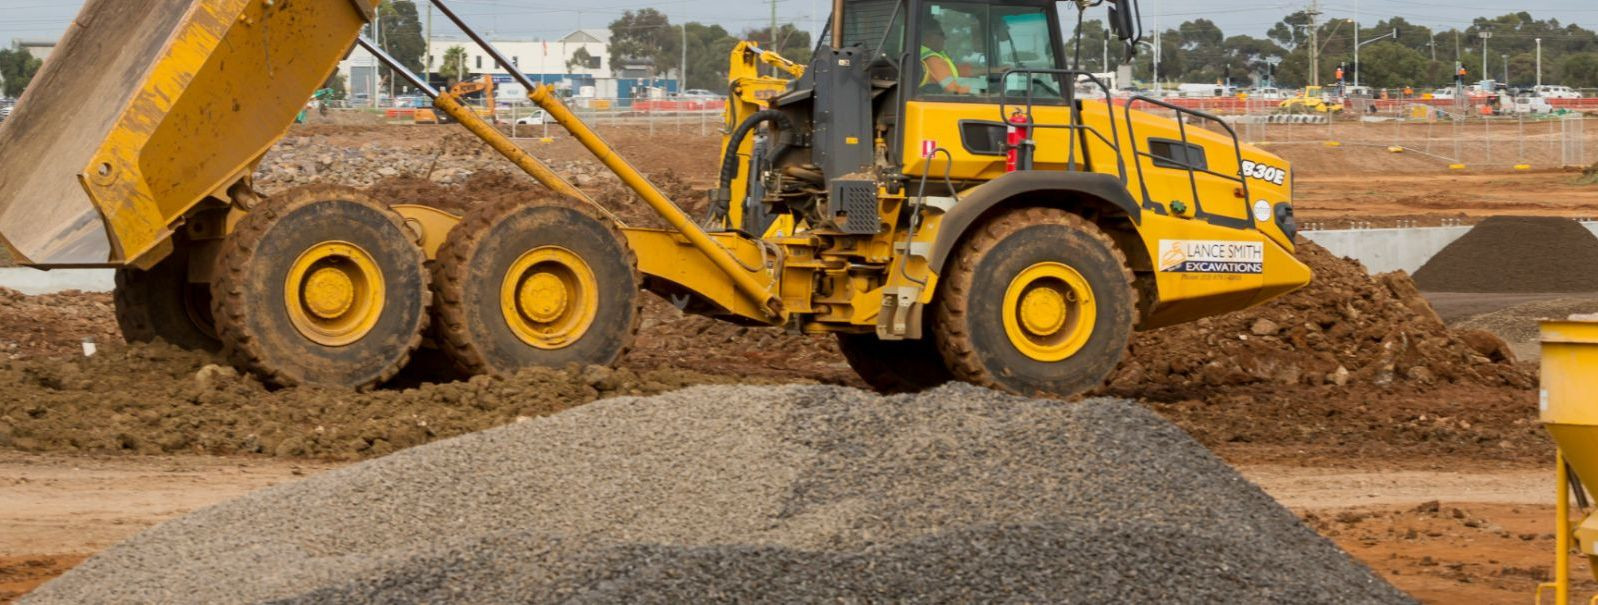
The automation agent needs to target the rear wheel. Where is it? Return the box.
[432,197,641,376]
[211,186,431,389]
[836,330,953,394]
[114,241,219,352]
[933,207,1135,397]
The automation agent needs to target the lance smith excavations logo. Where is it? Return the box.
[1158,240,1264,274]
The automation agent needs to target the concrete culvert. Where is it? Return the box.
[25,384,1413,604]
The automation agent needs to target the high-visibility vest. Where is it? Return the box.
[920,46,960,89]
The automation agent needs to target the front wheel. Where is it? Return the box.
[933,208,1136,397]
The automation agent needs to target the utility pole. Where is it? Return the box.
[681,23,687,92]
[1351,0,1358,87]
[1501,53,1507,83]
[373,8,382,109]
[1307,0,1320,87]
[424,4,432,87]
[1152,0,1161,93]
[1479,30,1490,85]
[1102,38,1108,73]
[1535,38,1542,87]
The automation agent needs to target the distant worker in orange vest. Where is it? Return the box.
[921,19,972,95]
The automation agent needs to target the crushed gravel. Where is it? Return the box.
[25,384,1413,604]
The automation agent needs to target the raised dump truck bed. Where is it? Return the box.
[0,0,372,267]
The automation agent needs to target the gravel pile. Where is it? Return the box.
[27,384,1410,604]
[1412,216,1598,293]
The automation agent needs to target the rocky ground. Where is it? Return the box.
[0,122,1582,603]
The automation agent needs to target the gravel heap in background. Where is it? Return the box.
[1412,216,1598,293]
[27,384,1411,604]
[1106,240,1532,395]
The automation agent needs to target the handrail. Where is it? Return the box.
[994,68,1128,185]
[1123,94,1253,228]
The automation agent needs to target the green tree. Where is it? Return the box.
[608,9,679,78]
[373,0,425,85]
[440,45,469,84]
[1561,53,1598,88]
[0,48,43,98]
[1066,19,1112,72]
[683,22,739,90]
[567,47,599,73]
[1349,41,1427,88]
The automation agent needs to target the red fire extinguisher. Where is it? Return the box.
[1005,112,1033,172]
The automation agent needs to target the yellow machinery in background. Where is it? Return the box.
[1279,85,1344,114]
[414,75,496,124]
[0,0,1311,393]
[1536,317,1598,605]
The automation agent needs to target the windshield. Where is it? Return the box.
[917,2,1060,100]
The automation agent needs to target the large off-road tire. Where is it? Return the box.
[933,207,1136,397]
[836,331,954,394]
[211,186,431,389]
[114,241,220,352]
[432,197,641,376]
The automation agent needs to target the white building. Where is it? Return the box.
[425,29,612,80]
[336,29,677,105]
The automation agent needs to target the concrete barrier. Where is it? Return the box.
[1302,221,1598,274]
[0,267,114,294]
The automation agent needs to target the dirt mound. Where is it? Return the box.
[1109,240,1532,394]
[1458,297,1598,344]
[1412,216,1598,293]
[0,342,785,460]
[25,385,1411,604]
[0,288,117,360]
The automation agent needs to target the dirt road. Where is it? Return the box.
[2,452,1588,604]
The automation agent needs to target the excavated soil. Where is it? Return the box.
[0,124,1549,466]
[0,342,790,460]
[0,288,118,360]
[25,385,1411,604]
[1412,216,1598,293]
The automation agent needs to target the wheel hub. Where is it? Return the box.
[518,272,569,323]
[304,267,356,319]
[500,246,599,350]
[1001,262,1097,363]
[284,242,385,347]
[1018,286,1068,336]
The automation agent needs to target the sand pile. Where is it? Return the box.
[1412,216,1598,293]
[25,384,1411,604]
[1107,240,1532,394]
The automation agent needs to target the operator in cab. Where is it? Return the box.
[919,19,971,95]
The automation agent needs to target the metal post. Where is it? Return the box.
[1480,31,1490,86]
[1536,38,1542,87]
[1352,2,1359,89]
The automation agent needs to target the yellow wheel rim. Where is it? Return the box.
[500,246,598,350]
[284,241,385,347]
[1001,262,1096,363]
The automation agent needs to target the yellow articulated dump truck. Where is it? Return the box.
[0,0,1310,394]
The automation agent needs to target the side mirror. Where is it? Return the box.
[1106,0,1142,58]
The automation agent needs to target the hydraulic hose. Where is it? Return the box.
[709,109,795,224]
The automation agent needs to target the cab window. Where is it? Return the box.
[917,2,1061,101]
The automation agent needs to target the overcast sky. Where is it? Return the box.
[5,0,1597,46]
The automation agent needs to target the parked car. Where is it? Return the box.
[1428,87,1456,100]
[680,88,717,99]
[1533,85,1582,99]
[0,104,13,124]
[514,110,547,125]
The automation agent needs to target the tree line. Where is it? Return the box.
[1070,11,1598,89]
